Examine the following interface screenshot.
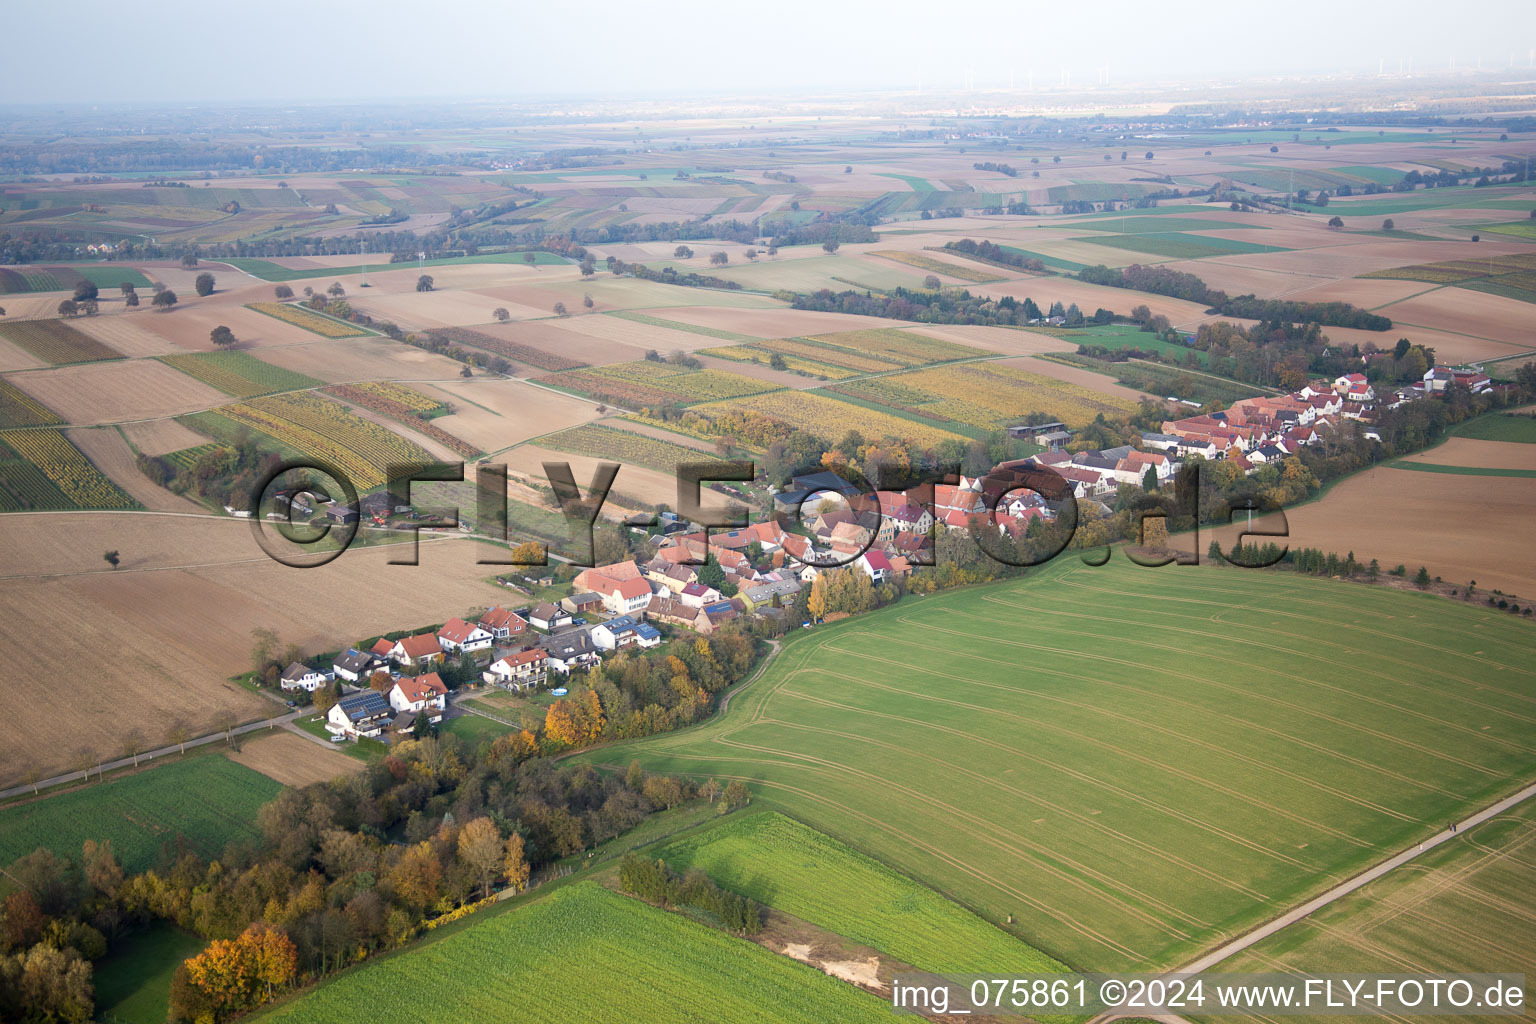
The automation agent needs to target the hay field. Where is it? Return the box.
[228,730,361,787]
[0,340,46,372]
[121,418,210,456]
[1400,437,1536,472]
[500,443,680,511]
[590,557,1536,971]
[7,359,228,424]
[65,426,204,512]
[258,337,467,383]
[644,305,911,339]
[421,378,604,454]
[1373,287,1536,348]
[1276,466,1536,596]
[0,514,511,786]
[72,315,184,357]
[1213,798,1536,1024]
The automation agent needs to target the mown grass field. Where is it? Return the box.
[1211,798,1536,1024]
[584,558,1536,972]
[0,756,282,873]
[93,923,205,1024]
[659,811,1065,974]
[260,882,892,1024]
[1071,231,1280,260]
[1451,412,1536,444]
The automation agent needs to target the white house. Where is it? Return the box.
[326,690,393,738]
[389,633,445,668]
[857,550,893,584]
[527,603,570,631]
[437,617,493,654]
[590,615,663,651]
[389,672,448,717]
[594,575,654,616]
[543,630,602,674]
[331,649,381,683]
[484,648,548,691]
[279,662,327,692]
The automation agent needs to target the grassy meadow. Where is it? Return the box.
[259,882,892,1024]
[0,756,282,873]
[582,557,1536,972]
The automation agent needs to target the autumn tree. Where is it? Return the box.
[821,240,840,254]
[194,272,216,296]
[457,817,504,898]
[709,251,729,266]
[416,275,434,292]
[389,841,443,909]
[674,245,693,259]
[493,307,510,322]
[274,284,294,299]
[210,325,236,348]
[583,293,595,310]
[553,301,568,316]
[722,779,750,809]
[57,298,78,317]
[165,717,191,754]
[103,549,119,569]
[503,832,530,892]
[152,289,178,310]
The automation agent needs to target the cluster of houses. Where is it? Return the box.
[1141,366,1496,474]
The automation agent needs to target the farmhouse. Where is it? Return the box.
[484,648,549,691]
[327,690,393,739]
[857,550,894,584]
[436,618,493,654]
[279,662,328,693]
[388,672,448,718]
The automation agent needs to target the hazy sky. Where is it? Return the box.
[5,0,1536,105]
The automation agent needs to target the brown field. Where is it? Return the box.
[640,304,916,339]
[971,275,1213,328]
[121,417,210,456]
[7,359,228,425]
[1374,287,1536,350]
[228,730,361,787]
[908,323,1076,358]
[1273,276,1438,307]
[500,443,678,511]
[65,426,204,512]
[0,339,46,372]
[353,288,518,330]
[1265,467,1536,598]
[999,355,1161,405]
[0,514,513,786]
[125,302,321,352]
[257,337,467,383]
[0,294,73,320]
[420,378,604,454]
[1400,437,1536,472]
[73,314,184,357]
[1313,323,1520,365]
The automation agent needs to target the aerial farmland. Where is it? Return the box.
[1,10,1534,1023]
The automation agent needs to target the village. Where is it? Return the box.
[273,359,1504,745]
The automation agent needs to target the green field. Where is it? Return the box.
[659,811,1064,974]
[1480,220,1536,240]
[93,923,205,1024]
[0,756,283,873]
[160,350,324,398]
[1211,798,1536,1024]
[1071,232,1279,260]
[1387,462,1536,478]
[1074,216,1264,235]
[584,558,1536,972]
[1450,412,1536,444]
[261,882,891,1024]
[606,309,757,342]
[438,713,515,747]
[70,265,154,289]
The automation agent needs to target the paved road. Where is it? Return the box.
[1091,777,1536,1024]
[0,709,304,800]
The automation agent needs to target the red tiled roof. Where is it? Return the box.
[479,607,526,633]
[395,633,441,660]
[437,618,484,644]
[396,672,448,702]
